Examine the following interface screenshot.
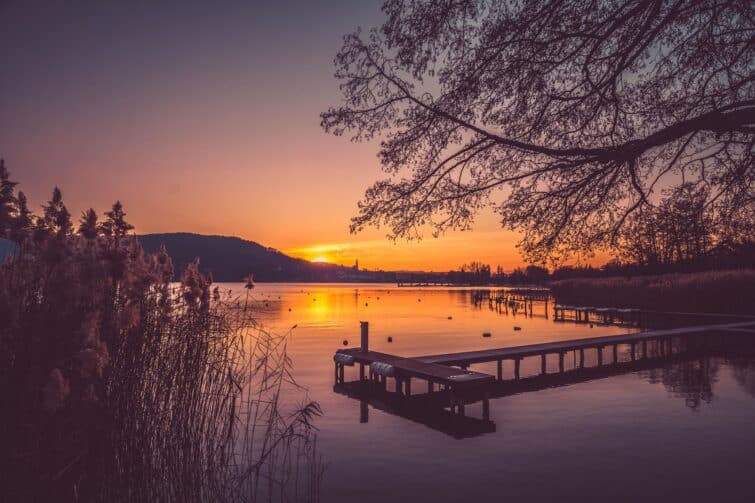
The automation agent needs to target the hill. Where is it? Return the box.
[138,232,380,282]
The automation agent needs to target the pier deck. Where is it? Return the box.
[336,348,496,390]
[332,320,755,426]
[416,321,755,367]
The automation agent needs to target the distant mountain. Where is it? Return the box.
[138,232,388,282]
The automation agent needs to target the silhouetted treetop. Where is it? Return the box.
[322,0,754,262]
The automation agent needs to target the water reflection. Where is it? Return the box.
[223,283,755,502]
[641,358,718,410]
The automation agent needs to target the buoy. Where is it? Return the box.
[365,303,368,306]
[342,339,348,346]
[482,332,492,338]
[447,316,453,320]
[513,326,521,331]
[387,336,393,342]
[288,308,292,312]
[418,298,421,302]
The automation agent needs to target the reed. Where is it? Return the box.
[1,193,321,501]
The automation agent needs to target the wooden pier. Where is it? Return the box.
[333,320,755,428]
[473,288,552,317]
[554,305,641,325]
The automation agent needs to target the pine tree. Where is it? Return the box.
[78,209,99,240]
[42,187,73,237]
[0,159,19,236]
[100,201,134,240]
[11,191,33,242]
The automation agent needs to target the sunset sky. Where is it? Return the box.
[0,1,600,271]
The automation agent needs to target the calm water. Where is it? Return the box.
[228,283,755,502]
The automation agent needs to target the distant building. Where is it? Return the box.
[353,259,359,271]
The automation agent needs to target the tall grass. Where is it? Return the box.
[1,196,321,501]
[550,269,755,315]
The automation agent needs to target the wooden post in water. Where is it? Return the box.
[514,358,521,379]
[497,360,503,380]
[597,346,603,365]
[405,378,411,397]
[360,321,369,352]
[482,393,490,421]
[541,354,547,375]
[558,352,565,373]
[613,344,619,364]
[579,348,585,368]
[359,363,365,381]
[360,400,369,423]
[642,340,647,359]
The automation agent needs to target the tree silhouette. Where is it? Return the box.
[100,201,134,240]
[0,159,18,236]
[42,187,72,237]
[78,209,99,240]
[322,0,754,262]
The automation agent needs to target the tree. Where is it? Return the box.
[322,0,755,262]
[78,209,99,240]
[100,201,134,240]
[0,159,18,236]
[42,187,72,237]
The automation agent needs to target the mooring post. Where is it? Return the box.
[613,344,618,364]
[579,348,585,368]
[360,400,369,423]
[405,378,411,397]
[541,354,547,375]
[497,360,503,380]
[558,352,565,373]
[359,363,365,381]
[360,321,369,352]
[514,358,521,379]
[597,346,603,365]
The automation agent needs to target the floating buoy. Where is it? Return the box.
[365,303,368,306]
[447,316,453,320]
[342,339,348,346]
[418,298,421,302]
[387,336,393,342]
[288,307,292,312]
[482,332,492,338]
[513,326,521,331]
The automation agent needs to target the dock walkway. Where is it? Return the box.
[333,320,755,423]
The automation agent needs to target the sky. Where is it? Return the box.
[0,0,593,271]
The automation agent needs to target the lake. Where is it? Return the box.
[228,282,755,502]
